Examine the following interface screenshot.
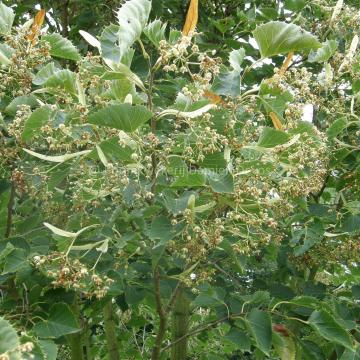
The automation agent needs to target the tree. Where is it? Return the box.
[0,0,359,359]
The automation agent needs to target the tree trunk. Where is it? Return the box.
[68,333,84,360]
[68,299,84,360]
[84,321,93,360]
[103,301,120,360]
[170,288,190,360]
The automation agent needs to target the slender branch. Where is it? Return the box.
[164,282,181,314]
[5,182,15,238]
[311,173,330,203]
[148,67,157,193]
[209,261,242,288]
[161,312,245,353]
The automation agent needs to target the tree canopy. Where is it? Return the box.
[0,0,359,359]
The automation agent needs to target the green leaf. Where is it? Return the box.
[242,291,270,306]
[45,69,77,95]
[20,336,46,360]
[33,303,80,338]
[246,309,272,356]
[171,172,206,188]
[225,328,251,351]
[99,24,122,64]
[229,48,245,71]
[192,288,226,307]
[5,95,38,116]
[33,63,60,86]
[200,152,227,170]
[340,214,360,233]
[327,117,348,139]
[207,171,234,193]
[284,0,306,11]
[308,40,338,63]
[340,348,360,360]
[22,107,52,141]
[273,332,296,360]
[169,29,181,44]
[101,0,151,63]
[0,2,15,34]
[253,21,321,58]
[148,215,173,243]
[353,79,360,94]
[167,155,188,176]
[259,92,291,120]
[89,137,133,163]
[218,239,244,273]
[88,104,153,132]
[144,19,166,47]
[301,340,326,360]
[42,33,80,61]
[79,30,101,50]
[116,0,151,55]
[0,43,14,65]
[0,317,19,355]
[293,220,324,256]
[257,127,290,147]
[38,340,58,360]
[162,191,194,215]
[286,296,321,308]
[213,69,241,97]
[3,249,28,274]
[109,78,133,102]
[103,64,145,91]
[308,310,354,351]
[352,286,360,300]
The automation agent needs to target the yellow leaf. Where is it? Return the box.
[279,52,294,76]
[269,112,283,131]
[182,0,198,36]
[203,90,223,105]
[27,9,46,44]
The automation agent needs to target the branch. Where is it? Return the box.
[60,0,70,37]
[209,261,243,288]
[147,67,157,193]
[311,173,330,203]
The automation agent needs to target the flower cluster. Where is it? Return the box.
[33,253,114,299]
[158,35,221,100]
[1,30,50,97]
